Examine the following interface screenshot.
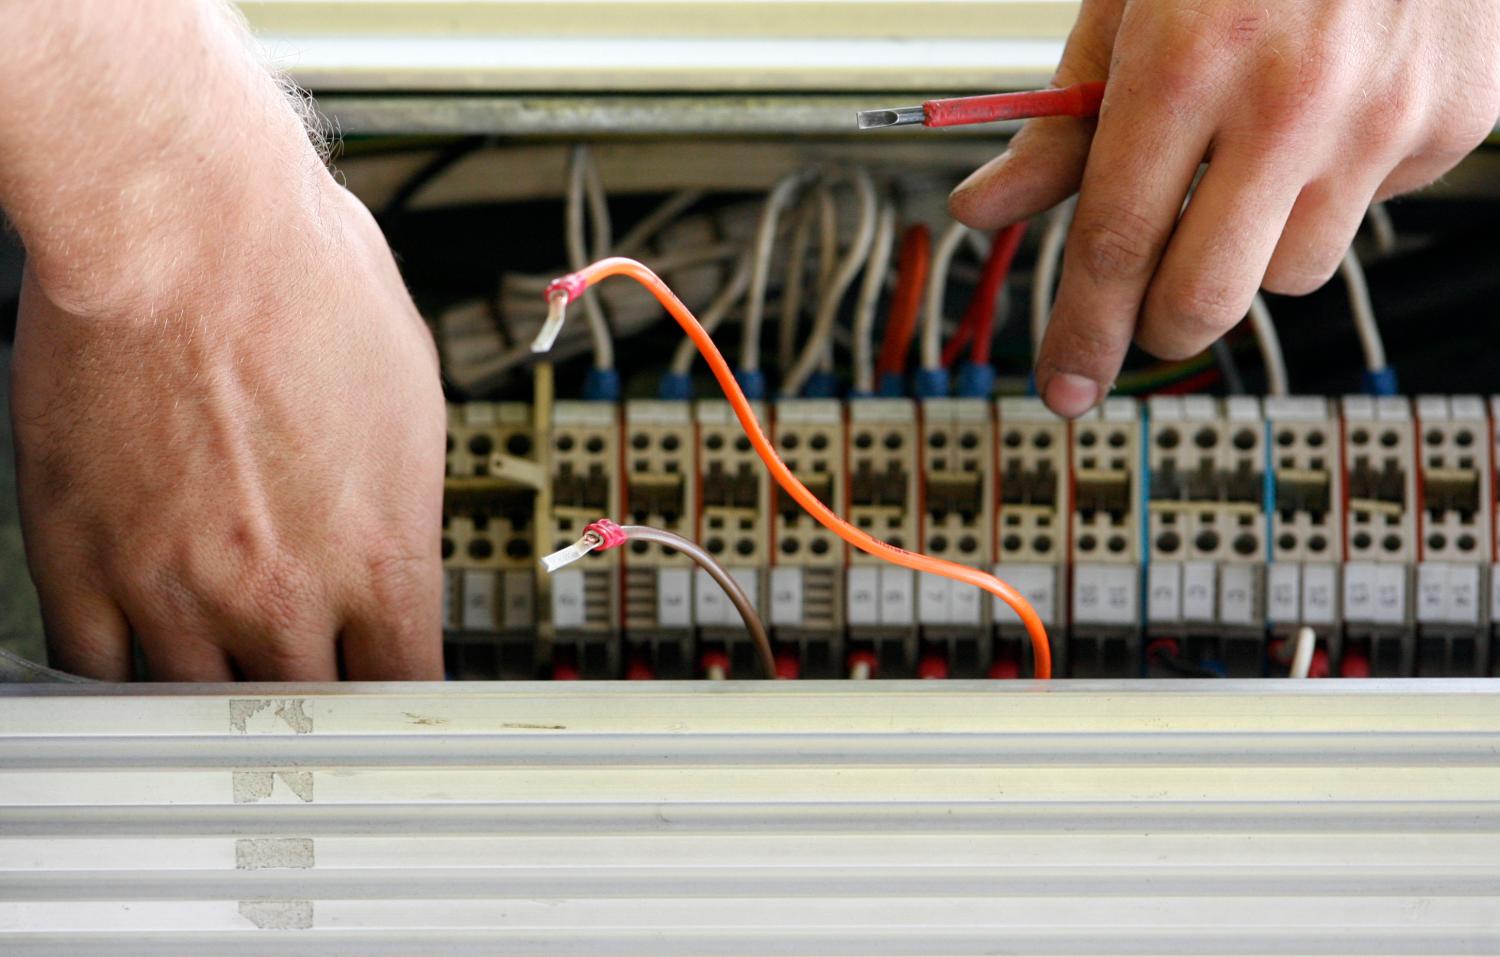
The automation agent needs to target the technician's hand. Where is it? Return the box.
[949,0,1500,417]
[10,180,446,680]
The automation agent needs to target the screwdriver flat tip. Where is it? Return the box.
[856,106,925,130]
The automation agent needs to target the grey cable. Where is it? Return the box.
[620,525,775,679]
[1211,340,1246,395]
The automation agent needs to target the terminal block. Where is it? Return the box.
[993,398,1069,676]
[442,403,538,678]
[1144,397,1265,677]
[621,400,697,678]
[916,398,994,677]
[695,400,768,677]
[549,401,622,676]
[1341,396,1417,676]
[770,399,845,675]
[1071,398,1141,677]
[845,398,920,678]
[1263,397,1344,676]
[1412,396,1491,676]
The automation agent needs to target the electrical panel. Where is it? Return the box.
[444,394,1500,679]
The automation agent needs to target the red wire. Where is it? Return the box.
[941,221,1028,368]
[546,257,1053,680]
[874,225,931,379]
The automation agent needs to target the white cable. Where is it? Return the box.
[1031,198,1075,361]
[1290,626,1316,680]
[1339,248,1387,373]
[775,185,834,372]
[740,170,814,372]
[920,219,974,373]
[852,202,897,395]
[1246,293,1289,397]
[668,251,755,376]
[1365,202,1397,258]
[781,167,879,396]
[505,242,740,297]
[615,189,705,258]
[565,147,614,370]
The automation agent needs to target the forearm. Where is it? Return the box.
[0,0,330,317]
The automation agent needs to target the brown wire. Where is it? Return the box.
[620,525,776,679]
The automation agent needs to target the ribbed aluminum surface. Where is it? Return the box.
[2,680,1499,954]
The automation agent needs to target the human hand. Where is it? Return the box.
[10,180,446,680]
[949,0,1500,416]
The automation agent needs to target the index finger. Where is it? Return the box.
[1037,5,1233,416]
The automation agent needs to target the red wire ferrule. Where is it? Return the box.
[543,273,588,304]
[584,519,628,551]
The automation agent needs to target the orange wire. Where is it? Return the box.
[551,256,1052,680]
[875,225,931,379]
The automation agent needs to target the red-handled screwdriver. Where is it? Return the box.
[856,81,1105,130]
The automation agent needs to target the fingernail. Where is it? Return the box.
[1042,372,1101,418]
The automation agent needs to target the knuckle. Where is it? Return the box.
[235,558,320,636]
[363,550,436,631]
[1161,280,1246,333]
[1263,258,1338,297]
[1069,213,1161,284]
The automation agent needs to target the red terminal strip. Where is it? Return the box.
[773,652,801,681]
[1308,649,1330,679]
[917,654,950,680]
[1340,648,1371,679]
[987,658,1020,680]
[625,656,655,681]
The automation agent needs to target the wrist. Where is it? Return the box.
[0,0,338,322]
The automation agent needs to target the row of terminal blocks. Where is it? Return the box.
[444,394,1500,680]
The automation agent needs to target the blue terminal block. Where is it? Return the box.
[1362,366,1399,397]
[914,368,950,399]
[803,370,839,398]
[582,367,621,402]
[954,362,996,399]
[735,368,768,401]
[657,371,693,401]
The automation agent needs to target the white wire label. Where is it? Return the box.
[550,570,587,630]
[769,568,805,626]
[460,570,498,632]
[846,568,881,626]
[1072,564,1138,626]
[656,568,693,629]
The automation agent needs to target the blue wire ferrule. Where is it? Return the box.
[954,362,996,399]
[1025,373,1038,397]
[877,372,906,397]
[582,367,620,402]
[735,368,767,401]
[914,368,950,399]
[1362,366,1399,396]
[804,371,838,398]
[657,371,692,401]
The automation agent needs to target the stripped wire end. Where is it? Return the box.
[538,519,626,573]
[532,274,589,354]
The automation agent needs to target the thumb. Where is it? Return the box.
[947,0,1124,229]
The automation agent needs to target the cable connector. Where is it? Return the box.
[1362,366,1399,396]
[532,274,589,354]
[539,519,627,573]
